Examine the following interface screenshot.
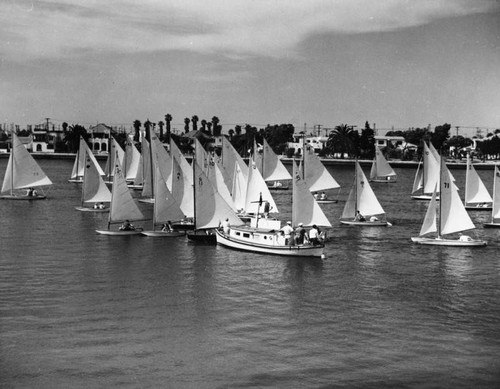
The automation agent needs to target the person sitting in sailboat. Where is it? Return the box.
[320,192,327,200]
[354,210,366,222]
[119,220,135,231]
[459,234,472,242]
[369,216,379,222]
[313,192,319,200]
[98,202,105,209]
[162,221,174,232]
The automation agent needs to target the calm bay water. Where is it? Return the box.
[1,158,499,388]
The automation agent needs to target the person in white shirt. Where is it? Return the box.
[280,221,294,245]
[308,224,320,245]
[221,218,230,234]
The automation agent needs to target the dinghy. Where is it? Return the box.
[464,153,492,210]
[369,145,397,183]
[483,165,500,228]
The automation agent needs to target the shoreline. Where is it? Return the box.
[0,151,497,169]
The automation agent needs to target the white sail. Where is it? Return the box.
[172,155,194,218]
[141,138,153,199]
[231,161,247,212]
[465,154,492,205]
[151,134,173,190]
[153,163,184,226]
[412,161,423,193]
[104,137,125,180]
[124,137,141,181]
[418,186,438,236]
[370,146,396,181]
[491,166,500,223]
[244,157,278,214]
[170,138,192,184]
[341,161,385,219]
[440,160,475,235]
[82,150,111,204]
[303,145,340,192]
[221,136,248,191]
[134,152,144,187]
[423,142,440,194]
[258,138,292,182]
[108,161,144,223]
[292,161,331,227]
[1,133,53,194]
[194,161,243,230]
[429,141,456,183]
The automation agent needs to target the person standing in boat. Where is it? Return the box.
[295,223,307,245]
[308,225,320,245]
[280,221,294,246]
[119,220,135,231]
[221,218,230,234]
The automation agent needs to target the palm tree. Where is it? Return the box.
[201,119,207,133]
[133,120,141,142]
[211,116,219,136]
[192,115,199,132]
[165,114,172,142]
[326,124,356,159]
[157,121,164,140]
[184,118,190,134]
[228,129,234,141]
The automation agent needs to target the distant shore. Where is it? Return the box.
[0,151,497,170]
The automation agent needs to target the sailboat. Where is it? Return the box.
[464,153,492,210]
[103,137,125,184]
[0,132,52,200]
[124,137,141,188]
[188,159,244,243]
[254,138,292,190]
[141,163,185,237]
[69,137,104,183]
[369,146,397,183]
[340,160,391,226]
[75,149,111,212]
[483,165,500,228]
[303,144,340,203]
[96,160,145,235]
[411,141,441,200]
[215,160,331,257]
[411,157,486,246]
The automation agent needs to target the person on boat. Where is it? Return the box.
[320,192,327,200]
[162,221,174,232]
[459,234,472,242]
[295,223,307,245]
[119,220,135,231]
[221,218,230,234]
[369,216,379,222]
[98,202,105,209]
[26,187,37,197]
[354,210,366,222]
[94,203,99,209]
[308,224,320,245]
[313,192,319,200]
[263,201,271,218]
[280,221,294,246]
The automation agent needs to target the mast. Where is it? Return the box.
[438,155,443,238]
[193,140,197,231]
[10,131,14,195]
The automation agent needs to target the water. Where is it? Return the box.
[1,159,499,388]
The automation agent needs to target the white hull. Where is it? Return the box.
[96,229,143,236]
[75,206,109,212]
[68,178,83,183]
[0,194,46,200]
[316,199,337,204]
[465,203,492,211]
[141,230,185,237]
[340,220,389,227]
[411,236,487,246]
[215,229,325,257]
[138,198,154,204]
[411,194,440,201]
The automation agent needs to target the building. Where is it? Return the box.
[88,123,113,153]
[287,135,328,155]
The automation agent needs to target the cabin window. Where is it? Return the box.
[235,232,240,236]
[243,233,250,238]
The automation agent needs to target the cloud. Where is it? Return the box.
[0,0,498,61]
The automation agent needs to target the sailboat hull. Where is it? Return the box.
[411,236,487,246]
[316,199,337,204]
[215,229,325,257]
[340,220,389,227]
[465,203,492,211]
[0,194,46,200]
[75,206,109,212]
[96,229,143,236]
[483,223,500,228]
[370,177,397,183]
[68,178,83,183]
[141,230,185,237]
[411,194,440,201]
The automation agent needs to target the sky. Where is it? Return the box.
[1,0,500,135]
